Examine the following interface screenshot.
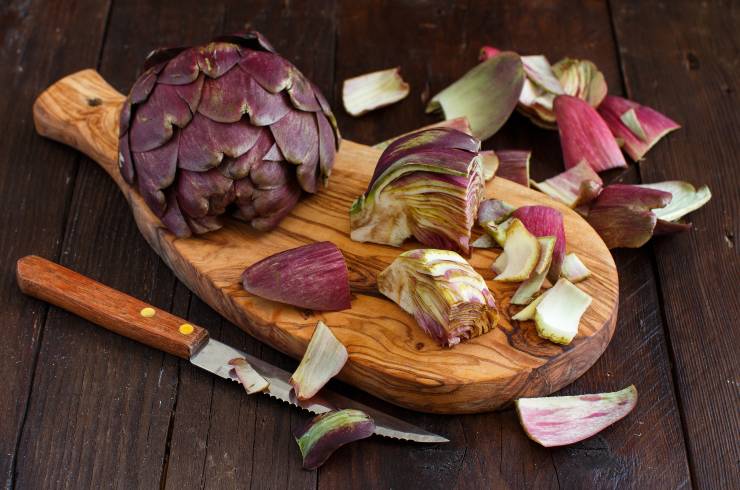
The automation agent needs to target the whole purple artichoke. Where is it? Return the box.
[118,31,340,236]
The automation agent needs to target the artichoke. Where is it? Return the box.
[349,128,484,255]
[378,249,498,347]
[118,31,340,236]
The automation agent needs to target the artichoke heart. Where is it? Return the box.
[350,128,484,255]
[378,249,499,347]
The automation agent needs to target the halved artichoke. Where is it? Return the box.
[118,31,340,236]
[378,249,498,347]
[350,128,484,255]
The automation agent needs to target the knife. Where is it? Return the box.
[16,255,448,443]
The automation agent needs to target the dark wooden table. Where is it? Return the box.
[1,1,738,488]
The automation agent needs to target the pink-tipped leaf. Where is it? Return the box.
[532,160,603,208]
[242,242,351,311]
[554,95,627,172]
[597,95,680,161]
[516,385,638,447]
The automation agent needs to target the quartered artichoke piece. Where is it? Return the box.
[350,128,484,255]
[119,31,341,236]
[378,249,499,347]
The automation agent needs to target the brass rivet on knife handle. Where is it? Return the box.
[15,255,208,359]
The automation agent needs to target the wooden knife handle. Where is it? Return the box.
[16,255,208,359]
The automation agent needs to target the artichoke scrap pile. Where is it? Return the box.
[119,32,340,236]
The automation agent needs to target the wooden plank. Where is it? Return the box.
[319,0,692,487]
[610,1,740,486]
[0,0,112,487]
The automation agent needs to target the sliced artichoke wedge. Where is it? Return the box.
[378,249,498,347]
[350,128,484,254]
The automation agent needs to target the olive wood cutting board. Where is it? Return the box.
[32,69,618,413]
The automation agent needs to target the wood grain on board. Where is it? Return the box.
[32,66,618,413]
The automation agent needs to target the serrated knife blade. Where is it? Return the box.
[191,339,449,443]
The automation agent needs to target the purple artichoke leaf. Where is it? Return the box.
[239,50,292,93]
[176,168,234,219]
[157,49,200,85]
[137,175,168,217]
[132,132,180,215]
[263,142,284,161]
[241,241,351,311]
[119,98,132,136]
[316,112,337,181]
[494,149,531,187]
[270,110,319,164]
[129,68,158,104]
[252,183,302,216]
[250,160,291,189]
[129,83,192,153]
[296,145,321,193]
[173,74,204,114]
[287,71,323,112]
[591,184,671,209]
[161,189,192,237]
[585,184,673,248]
[178,114,261,171]
[251,207,296,231]
[311,81,333,115]
[118,134,135,184]
[221,128,273,179]
[198,67,251,123]
[238,69,292,126]
[554,94,627,172]
[195,42,242,78]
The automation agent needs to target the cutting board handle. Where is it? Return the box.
[16,255,208,359]
[33,69,125,184]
